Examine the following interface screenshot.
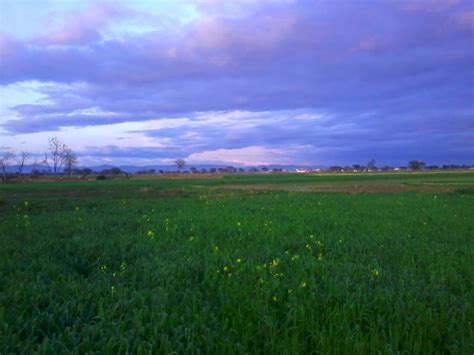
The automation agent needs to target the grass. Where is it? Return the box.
[1,172,473,353]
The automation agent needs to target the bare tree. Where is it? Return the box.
[63,149,78,178]
[45,137,67,175]
[175,158,186,173]
[0,151,14,183]
[17,151,30,175]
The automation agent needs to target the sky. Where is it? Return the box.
[0,0,473,167]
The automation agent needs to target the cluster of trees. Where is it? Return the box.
[0,151,37,182]
[0,137,77,182]
[175,161,284,174]
[326,160,429,173]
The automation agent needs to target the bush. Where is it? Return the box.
[96,174,107,180]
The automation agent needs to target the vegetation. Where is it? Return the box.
[175,159,186,173]
[409,160,426,171]
[1,172,473,353]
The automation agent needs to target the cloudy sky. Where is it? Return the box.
[0,0,473,167]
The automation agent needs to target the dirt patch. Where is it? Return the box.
[210,182,468,193]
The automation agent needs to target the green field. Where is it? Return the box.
[1,172,473,353]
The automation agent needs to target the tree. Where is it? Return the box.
[17,151,30,175]
[408,160,425,171]
[63,149,78,178]
[367,159,376,171]
[31,168,42,177]
[0,151,14,183]
[45,137,67,175]
[110,167,122,175]
[175,159,186,172]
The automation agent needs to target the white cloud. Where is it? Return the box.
[188,145,304,165]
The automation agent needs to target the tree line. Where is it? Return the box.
[1,142,472,183]
[0,137,77,182]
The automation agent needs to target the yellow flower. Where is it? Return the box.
[236,258,241,263]
[147,230,155,239]
[300,281,307,288]
[223,265,228,272]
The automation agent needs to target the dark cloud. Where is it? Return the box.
[0,0,473,165]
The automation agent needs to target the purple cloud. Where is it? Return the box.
[0,0,473,165]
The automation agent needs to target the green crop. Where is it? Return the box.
[1,173,473,353]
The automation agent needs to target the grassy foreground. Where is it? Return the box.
[1,173,473,353]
